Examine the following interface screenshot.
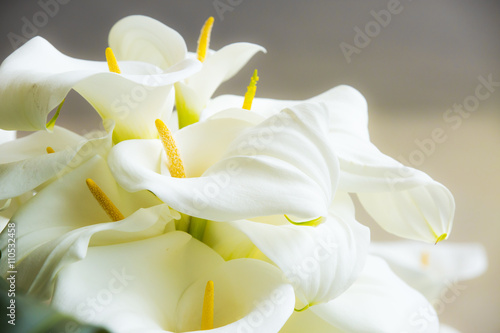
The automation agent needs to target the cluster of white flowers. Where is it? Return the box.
[0,15,487,333]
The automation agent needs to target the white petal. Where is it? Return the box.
[16,204,176,300]
[321,86,455,243]
[0,192,34,224]
[0,125,111,200]
[51,232,295,332]
[0,126,82,163]
[109,15,187,69]
[230,194,369,306]
[0,129,16,144]
[0,36,200,140]
[73,58,200,141]
[355,180,454,243]
[109,102,339,220]
[175,112,255,177]
[312,255,440,333]
[370,241,487,300]
[0,155,162,287]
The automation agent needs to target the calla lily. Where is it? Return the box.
[0,192,33,232]
[109,101,339,221]
[0,154,170,299]
[0,123,112,201]
[50,231,295,333]
[301,255,439,333]
[201,192,370,308]
[0,124,112,232]
[370,241,487,301]
[202,85,455,243]
[108,101,371,308]
[213,192,370,308]
[278,255,442,332]
[0,36,201,141]
[108,15,266,128]
[370,240,487,333]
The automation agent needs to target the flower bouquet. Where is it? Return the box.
[0,15,487,333]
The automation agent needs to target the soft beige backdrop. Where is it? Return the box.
[1,1,499,332]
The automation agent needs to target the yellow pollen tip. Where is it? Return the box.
[46,146,55,154]
[201,280,214,330]
[105,47,121,74]
[435,233,447,245]
[196,16,215,62]
[86,178,125,222]
[155,119,186,178]
[242,69,259,110]
[420,251,430,267]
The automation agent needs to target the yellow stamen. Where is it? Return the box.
[46,146,55,154]
[196,17,215,62]
[435,233,447,244]
[155,119,186,178]
[105,47,121,74]
[242,69,259,110]
[86,178,124,221]
[420,251,430,267]
[201,280,214,330]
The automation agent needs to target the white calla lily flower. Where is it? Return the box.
[108,100,366,308]
[226,193,369,308]
[310,255,440,333]
[0,36,201,141]
[203,85,455,243]
[109,15,266,128]
[108,15,188,70]
[203,192,370,308]
[370,241,487,302]
[278,255,442,332]
[369,241,487,333]
[0,154,169,299]
[0,124,112,201]
[202,193,370,309]
[0,124,112,232]
[0,10,478,333]
[51,231,295,333]
[109,102,339,221]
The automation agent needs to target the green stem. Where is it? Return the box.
[175,213,191,233]
[188,216,208,241]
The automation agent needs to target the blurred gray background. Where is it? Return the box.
[1,1,499,332]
